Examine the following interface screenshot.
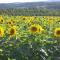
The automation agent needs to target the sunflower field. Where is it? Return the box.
[0,15,60,60]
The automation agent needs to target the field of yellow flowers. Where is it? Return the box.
[0,16,60,60]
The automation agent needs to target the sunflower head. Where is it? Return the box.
[0,26,4,37]
[0,16,4,24]
[7,20,14,27]
[9,26,16,36]
[54,28,60,37]
[48,19,53,24]
[30,24,44,33]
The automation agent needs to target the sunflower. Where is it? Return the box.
[30,24,44,33]
[19,16,32,24]
[9,26,16,36]
[47,19,54,25]
[0,26,4,37]
[54,28,60,37]
[0,16,4,24]
[6,20,14,27]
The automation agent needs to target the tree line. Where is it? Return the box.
[0,8,60,16]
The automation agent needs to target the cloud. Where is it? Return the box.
[0,0,48,3]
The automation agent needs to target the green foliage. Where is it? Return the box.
[0,8,60,16]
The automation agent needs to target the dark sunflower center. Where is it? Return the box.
[8,22,11,24]
[31,27,37,32]
[1,20,3,22]
[10,29,15,35]
[23,18,26,20]
[56,30,60,35]
[0,30,1,34]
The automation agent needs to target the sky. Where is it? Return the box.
[0,0,48,3]
[0,0,59,3]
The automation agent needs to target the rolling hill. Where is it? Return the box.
[0,2,60,9]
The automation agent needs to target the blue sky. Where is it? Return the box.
[0,0,59,3]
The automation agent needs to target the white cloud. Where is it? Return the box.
[0,0,48,3]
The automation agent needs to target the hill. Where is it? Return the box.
[0,2,60,9]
